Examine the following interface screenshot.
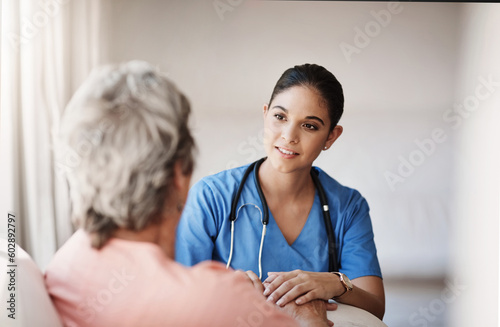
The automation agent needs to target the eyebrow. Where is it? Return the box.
[272,105,325,126]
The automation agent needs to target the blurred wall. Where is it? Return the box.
[448,4,500,326]
[101,0,462,279]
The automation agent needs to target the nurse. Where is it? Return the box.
[176,63,385,320]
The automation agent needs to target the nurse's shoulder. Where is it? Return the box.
[313,166,370,214]
[190,163,253,199]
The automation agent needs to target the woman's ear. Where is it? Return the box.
[172,161,191,198]
[324,125,343,150]
[263,104,269,118]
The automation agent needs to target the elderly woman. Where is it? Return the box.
[44,61,333,327]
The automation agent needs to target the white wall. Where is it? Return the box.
[102,0,462,279]
[448,4,500,326]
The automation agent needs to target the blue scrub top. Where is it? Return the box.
[176,163,382,280]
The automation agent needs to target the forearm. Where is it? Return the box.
[263,270,384,320]
[334,283,385,320]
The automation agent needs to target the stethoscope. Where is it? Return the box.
[226,157,338,280]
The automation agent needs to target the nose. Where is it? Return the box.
[281,124,299,144]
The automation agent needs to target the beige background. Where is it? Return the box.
[102,0,460,278]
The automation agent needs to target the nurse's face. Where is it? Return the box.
[263,85,342,174]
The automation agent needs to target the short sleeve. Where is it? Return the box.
[339,194,382,280]
[175,180,221,266]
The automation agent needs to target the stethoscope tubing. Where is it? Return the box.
[227,157,338,279]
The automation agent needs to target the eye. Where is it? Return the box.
[303,123,318,130]
[274,114,285,121]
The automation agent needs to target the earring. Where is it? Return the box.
[324,146,328,150]
[176,201,184,213]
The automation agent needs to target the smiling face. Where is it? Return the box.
[263,85,343,174]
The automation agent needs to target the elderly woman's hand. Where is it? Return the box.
[234,270,265,294]
[263,270,343,306]
[280,299,337,327]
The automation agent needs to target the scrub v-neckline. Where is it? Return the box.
[267,190,319,247]
[250,164,319,247]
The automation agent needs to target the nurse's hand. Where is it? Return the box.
[263,270,342,306]
[242,270,265,294]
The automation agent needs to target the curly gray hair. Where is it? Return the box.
[58,61,195,248]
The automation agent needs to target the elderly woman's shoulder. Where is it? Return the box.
[188,261,263,297]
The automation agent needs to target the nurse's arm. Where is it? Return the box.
[264,271,384,320]
[175,182,219,265]
[335,275,385,320]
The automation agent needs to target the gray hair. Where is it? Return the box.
[57,60,195,248]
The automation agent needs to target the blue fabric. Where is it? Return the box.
[175,163,382,280]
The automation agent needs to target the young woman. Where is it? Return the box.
[176,64,385,320]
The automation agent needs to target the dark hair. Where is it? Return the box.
[268,64,344,130]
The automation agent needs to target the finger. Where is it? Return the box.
[292,287,322,306]
[263,273,286,296]
[235,270,262,291]
[234,269,251,282]
[245,270,260,281]
[263,271,298,296]
[263,275,277,284]
[273,281,310,307]
[263,272,280,284]
[245,270,265,293]
[328,319,334,327]
[325,302,338,311]
[266,275,292,303]
[264,270,299,283]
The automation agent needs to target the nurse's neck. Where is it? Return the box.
[258,159,315,202]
